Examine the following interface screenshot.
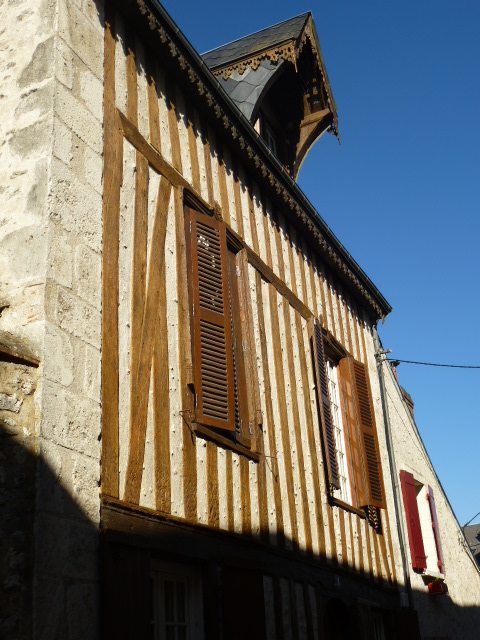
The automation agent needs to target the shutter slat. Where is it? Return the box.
[188,209,235,431]
[427,485,445,574]
[400,470,427,572]
[311,319,340,490]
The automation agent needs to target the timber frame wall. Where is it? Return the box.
[101,0,400,630]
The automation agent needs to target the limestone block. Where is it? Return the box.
[55,37,74,89]
[53,117,74,166]
[74,244,101,309]
[44,323,74,386]
[36,441,65,516]
[18,37,54,89]
[82,0,105,34]
[0,281,45,355]
[71,451,100,521]
[56,288,100,348]
[49,158,102,252]
[80,67,103,121]
[83,343,100,402]
[55,81,102,155]
[47,222,73,288]
[8,117,51,158]
[66,520,100,580]
[83,145,103,194]
[41,381,101,458]
[58,0,104,80]
[15,81,54,131]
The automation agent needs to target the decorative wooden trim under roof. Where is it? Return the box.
[114,0,391,321]
[203,13,338,140]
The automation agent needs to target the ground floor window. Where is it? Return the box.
[151,563,204,640]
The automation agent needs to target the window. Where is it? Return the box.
[400,470,445,575]
[151,563,204,640]
[184,204,255,451]
[310,318,385,521]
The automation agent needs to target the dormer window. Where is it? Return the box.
[261,117,278,157]
[203,12,339,179]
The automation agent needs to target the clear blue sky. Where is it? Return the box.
[161,0,480,527]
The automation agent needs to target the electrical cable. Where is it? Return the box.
[387,358,480,369]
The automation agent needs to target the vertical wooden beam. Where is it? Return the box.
[274,220,312,555]
[349,512,356,570]
[129,151,149,448]
[338,509,348,567]
[255,271,284,547]
[288,227,326,557]
[166,77,183,173]
[153,268,170,512]
[372,528,383,581]
[240,456,252,535]
[378,528,392,583]
[124,177,172,504]
[174,188,197,521]
[385,509,397,583]
[185,104,201,193]
[125,26,138,127]
[225,449,234,532]
[232,161,245,238]
[247,181,260,254]
[203,127,215,206]
[357,514,364,573]
[102,3,122,497]
[215,136,231,226]
[207,442,219,527]
[146,58,161,151]
[364,519,374,577]
[302,583,315,640]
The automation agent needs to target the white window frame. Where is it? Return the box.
[325,359,352,505]
[151,562,204,640]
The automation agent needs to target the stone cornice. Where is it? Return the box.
[125,0,391,321]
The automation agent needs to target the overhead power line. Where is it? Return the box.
[387,358,480,370]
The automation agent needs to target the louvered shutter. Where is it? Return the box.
[187,208,235,431]
[311,319,340,490]
[400,470,427,572]
[339,357,385,509]
[427,485,445,574]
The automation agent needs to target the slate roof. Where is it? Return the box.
[202,13,310,69]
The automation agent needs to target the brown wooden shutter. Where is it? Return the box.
[339,357,385,509]
[311,319,340,490]
[186,208,235,431]
[427,485,445,574]
[400,470,427,572]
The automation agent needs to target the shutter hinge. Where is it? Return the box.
[249,423,253,435]
[236,265,241,277]
[189,220,192,234]
[242,341,247,352]
[192,303,195,317]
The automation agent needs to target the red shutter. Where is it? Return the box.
[339,357,385,509]
[400,470,427,572]
[311,319,340,490]
[186,208,235,431]
[427,485,445,574]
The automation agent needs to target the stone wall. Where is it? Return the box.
[383,360,480,638]
[0,0,105,637]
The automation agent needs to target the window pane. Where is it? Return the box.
[165,626,175,640]
[176,582,186,623]
[164,581,175,622]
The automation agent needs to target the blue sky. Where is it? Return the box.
[161,0,480,526]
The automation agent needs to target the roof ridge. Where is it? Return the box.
[201,12,310,57]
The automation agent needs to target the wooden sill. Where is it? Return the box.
[329,497,367,519]
[192,422,260,462]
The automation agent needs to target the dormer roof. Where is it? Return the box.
[202,12,338,178]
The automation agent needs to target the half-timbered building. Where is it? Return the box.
[2,0,480,638]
